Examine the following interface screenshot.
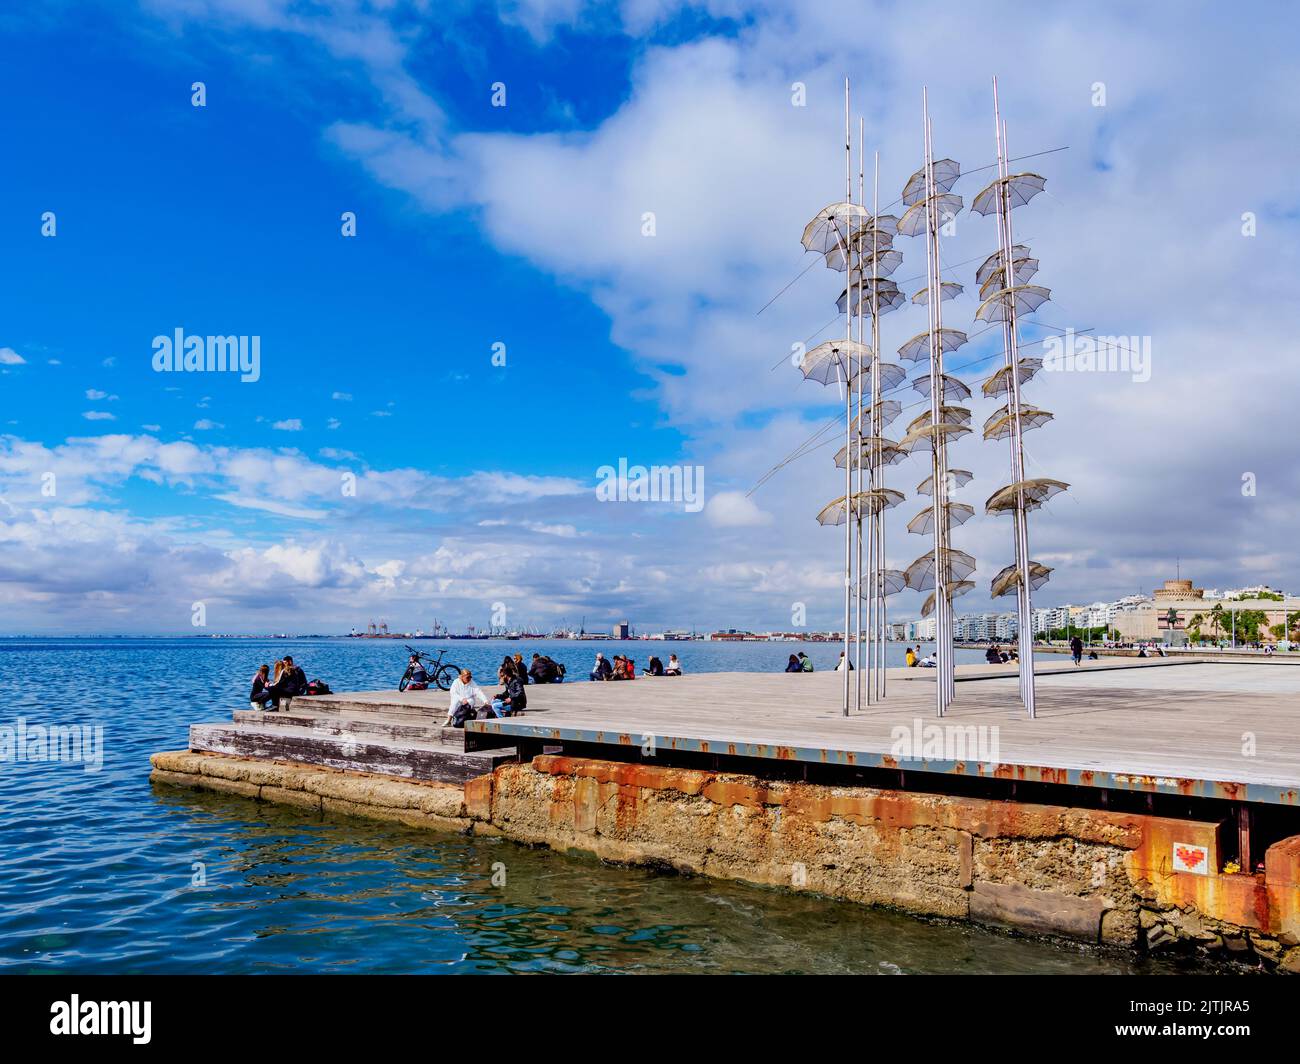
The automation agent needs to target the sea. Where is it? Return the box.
[0,637,1198,974]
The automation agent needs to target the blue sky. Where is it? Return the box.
[1,1,1298,634]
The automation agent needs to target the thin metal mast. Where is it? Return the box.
[855,115,866,709]
[993,77,1036,717]
[878,146,889,697]
[841,77,853,716]
[871,149,885,701]
[921,89,946,717]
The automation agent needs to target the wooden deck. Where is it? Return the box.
[454,660,1300,806]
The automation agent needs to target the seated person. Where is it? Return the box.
[529,653,563,684]
[608,655,626,680]
[590,653,613,681]
[280,656,307,699]
[446,669,489,727]
[261,660,293,711]
[984,645,1002,664]
[785,653,802,673]
[645,656,665,676]
[406,654,430,690]
[492,668,528,717]
[665,654,682,675]
[250,664,274,709]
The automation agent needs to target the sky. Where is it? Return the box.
[1,0,1298,635]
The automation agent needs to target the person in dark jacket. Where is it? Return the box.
[645,656,665,676]
[491,671,527,717]
[250,665,274,708]
[261,659,293,710]
[513,653,529,683]
[529,653,559,684]
[785,654,802,673]
[281,656,307,696]
[590,653,613,681]
[985,644,1002,664]
[1069,635,1084,666]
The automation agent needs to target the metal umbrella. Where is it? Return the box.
[816,488,906,525]
[860,568,907,597]
[798,338,871,385]
[907,502,975,535]
[801,201,871,256]
[971,172,1047,217]
[979,259,1039,299]
[984,478,1069,515]
[982,405,1054,441]
[898,421,972,453]
[904,547,977,592]
[850,399,902,433]
[917,468,973,496]
[990,560,1053,599]
[896,192,963,238]
[901,159,961,204]
[906,406,971,434]
[837,278,907,317]
[911,372,972,402]
[922,580,974,618]
[897,327,968,363]
[976,244,1034,287]
[975,284,1051,324]
[981,357,1042,398]
[834,436,907,469]
[911,280,964,305]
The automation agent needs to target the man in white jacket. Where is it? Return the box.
[446,669,489,727]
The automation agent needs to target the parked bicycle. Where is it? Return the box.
[398,645,459,692]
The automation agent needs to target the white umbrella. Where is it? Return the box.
[897,327,968,363]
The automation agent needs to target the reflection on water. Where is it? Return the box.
[0,639,1199,974]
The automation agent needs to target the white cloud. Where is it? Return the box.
[0,347,26,365]
[272,418,303,431]
[331,391,352,401]
[706,490,773,528]
[82,411,117,421]
[193,419,224,430]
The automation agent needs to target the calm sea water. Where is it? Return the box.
[0,637,1191,974]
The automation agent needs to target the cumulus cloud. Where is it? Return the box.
[706,490,773,528]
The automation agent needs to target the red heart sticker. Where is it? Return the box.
[1175,845,1205,869]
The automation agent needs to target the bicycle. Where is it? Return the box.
[398,645,460,692]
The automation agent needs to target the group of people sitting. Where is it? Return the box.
[249,656,308,711]
[589,652,681,680]
[983,644,1020,665]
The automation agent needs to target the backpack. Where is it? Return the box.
[304,679,331,696]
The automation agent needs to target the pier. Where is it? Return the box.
[153,657,1300,969]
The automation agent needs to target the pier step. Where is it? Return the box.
[189,722,514,785]
[233,709,464,745]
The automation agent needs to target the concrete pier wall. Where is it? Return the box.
[150,749,1300,971]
